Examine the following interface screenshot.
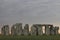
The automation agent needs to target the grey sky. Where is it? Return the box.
[0,0,60,27]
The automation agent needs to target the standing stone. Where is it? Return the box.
[16,23,22,35]
[31,24,43,35]
[11,23,22,35]
[24,24,29,35]
[31,25,38,35]
[49,25,54,35]
[50,27,55,35]
[54,26,59,35]
[45,25,50,35]
[31,24,54,35]
[11,25,17,35]
[37,25,43,35]
[1,25,9,35]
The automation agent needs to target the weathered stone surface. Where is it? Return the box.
[31,25,38,35]
[1,23,59,36]
[24,24,29,35]
[11,25,17,35]
[37,25,43,35]
[11,23,22,35]
[49,25,54,35]
[1,25,9,35]
[54,26,59,35]
[31,24,53,35]
[45,25,50,35]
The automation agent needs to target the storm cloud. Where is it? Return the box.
[0,0,60,26]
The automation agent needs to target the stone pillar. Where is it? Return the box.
[37,25,43,35]
[31,25,38,35]
[50,25,54,35]
[11,25,17,35]
[1,25,9,35]
[24,24,29,35]
[11,23,22,35]
[45,25,50,35]
[16,23,22,35]
[54,26,59,35]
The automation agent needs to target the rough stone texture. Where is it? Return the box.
[31,25,38,35]
[37,26,43,35]
[31,24,54,35]
[54,26,59,35]
[11,23,22,35]
[24,24,29,35]
[34,24,43,35]
[31,24,43,35]
[45,25,50,35]
[11,25,17,35]
[49,25,54,35]
[1,25,9,35]
[1,24,59,36]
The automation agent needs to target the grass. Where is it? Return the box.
[0,35,60,40]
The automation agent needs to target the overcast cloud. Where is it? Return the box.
[0,0,60,27]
